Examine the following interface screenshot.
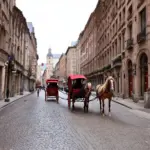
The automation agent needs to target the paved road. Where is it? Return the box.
[0,91,150,150]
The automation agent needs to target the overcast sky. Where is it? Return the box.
[16,0,98,64]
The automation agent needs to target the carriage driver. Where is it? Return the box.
[73,79,83,89]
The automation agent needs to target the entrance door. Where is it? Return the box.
[144,71,148,92]
[128,60,133,97]
[140,53,148,96]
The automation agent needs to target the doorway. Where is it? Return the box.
[140,53,148,96]
[128,60,133,97]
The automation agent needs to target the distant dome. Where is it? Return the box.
[47,48,53,57]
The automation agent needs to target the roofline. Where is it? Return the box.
[65,46,76,55]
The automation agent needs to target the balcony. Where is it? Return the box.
[112,55,122,68]
[137,29,146,44]
[126,38,133,50]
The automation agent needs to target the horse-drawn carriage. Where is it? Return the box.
[45,79,59,103]
[67,75,92,112]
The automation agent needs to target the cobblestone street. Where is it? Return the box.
[0,91,150,150]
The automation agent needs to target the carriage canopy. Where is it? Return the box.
[46,78,58,84]
[68,75,86,80]
[68,74,87,91]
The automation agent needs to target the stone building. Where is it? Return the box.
[66,46,77,77]
[53,54,61,69]
[80,11,97,87]
[0,0,16,99]
[59,53,66,85]
[27,22,38,91]
[46,48,53,79]
[42,69,47,87]
[53,61,60,79]
[75,38,81,75]
[36,65,42,83]
[11,6,28,96]
[0,1,38,99]
[46,48,61,79]
[80,0,150,100]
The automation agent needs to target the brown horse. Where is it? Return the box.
[96,76,115,116]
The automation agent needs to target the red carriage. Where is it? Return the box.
[45,79,59,103]
[67,75,92,112]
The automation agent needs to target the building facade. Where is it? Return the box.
[75,39,81,75]
[53,54,61,69]
[53,61,60,79]
[36,65,42,84]
[46,48,53,79]
[59,53,66,85]
[0,1,38,99]
[0,0,15,99]
[80,0,150,100]
[27,22,38,91]
[80,11,97,87]
[66,46,77,77]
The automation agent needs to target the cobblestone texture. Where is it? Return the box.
[0,91,150,150]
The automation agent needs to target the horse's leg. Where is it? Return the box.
[84,97,88,113]
[84,98,86,112]
[108,98,111,117]
[102,99,105,116]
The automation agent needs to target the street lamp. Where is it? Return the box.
[5,54,14,102]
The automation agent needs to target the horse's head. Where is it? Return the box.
[106,76,115,93]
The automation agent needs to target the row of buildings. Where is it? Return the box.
[0,0,38,100]
[53,0,150,101]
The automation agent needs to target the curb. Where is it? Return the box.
[91,93,133,109]
[92,93,133,109]
[112,99,133,109]
[0,92,35,110]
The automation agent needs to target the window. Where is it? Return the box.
[129,5,132,15]
[123,7,125,20]
[140,7,146,32]
[122,31,125,50]
[119,13,121,25]
[119,36,121,53]
[128,24,132,38]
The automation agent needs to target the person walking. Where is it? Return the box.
[37,88,40,97]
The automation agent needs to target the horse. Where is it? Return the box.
[71,82,92,112]
[96,76,115,116]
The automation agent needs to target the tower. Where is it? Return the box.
[46,48,53,79]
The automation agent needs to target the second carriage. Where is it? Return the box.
[45,78,59,103]
[67,74,92,112]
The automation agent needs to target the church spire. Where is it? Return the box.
[47,48,53,58]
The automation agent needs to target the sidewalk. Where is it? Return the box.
[0,91,32,110]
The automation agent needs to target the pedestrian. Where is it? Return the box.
[37,88,40,97]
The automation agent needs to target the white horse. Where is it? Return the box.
[96,76,115,116]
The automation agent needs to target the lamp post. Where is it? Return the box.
[5,54,14,102]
